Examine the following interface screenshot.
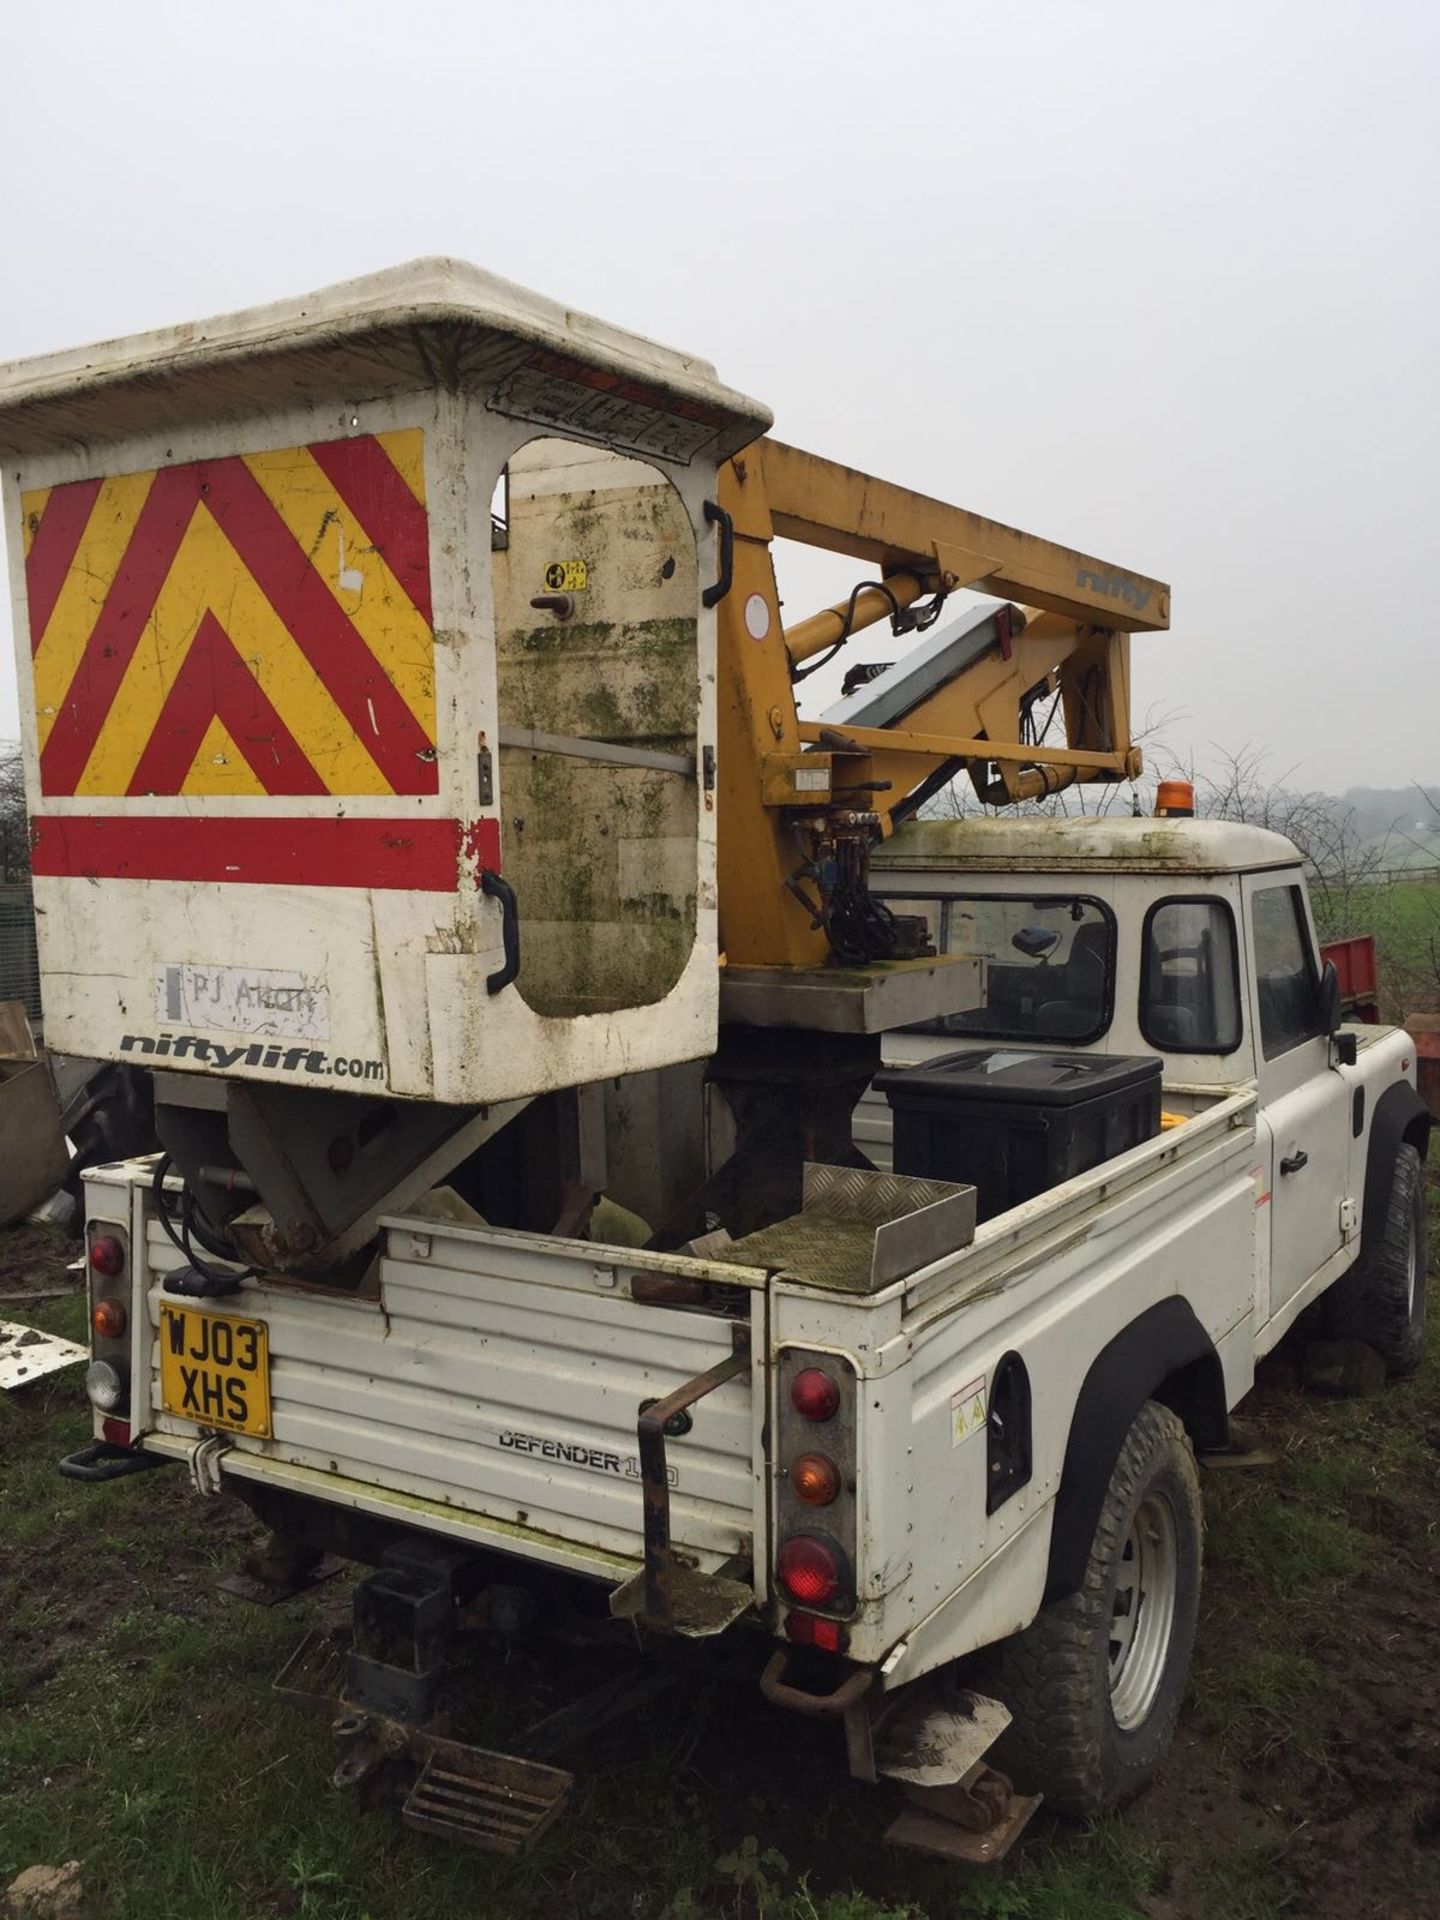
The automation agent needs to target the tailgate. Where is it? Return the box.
[141,1211,765,1579]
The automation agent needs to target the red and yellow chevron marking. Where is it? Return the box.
[22,429,438,798]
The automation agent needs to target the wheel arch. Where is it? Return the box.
[1044,1298,1225,1602]
[1362,1081,1431,1261]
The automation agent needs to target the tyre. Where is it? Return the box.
[1318,1143,1427,1377]
[986,1400,1203,1817]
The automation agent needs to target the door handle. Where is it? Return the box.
[1280,1149,1309,1175]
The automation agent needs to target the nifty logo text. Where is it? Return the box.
[121,1031,383,1081]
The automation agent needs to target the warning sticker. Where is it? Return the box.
[950,1375,988,1448]
[542,559,588,593]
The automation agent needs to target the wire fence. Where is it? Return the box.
[1313,866,1440,890]
[1370,867,1440,888]
[0,883,41,1024]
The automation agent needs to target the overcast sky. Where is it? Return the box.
[2,0,1436,794]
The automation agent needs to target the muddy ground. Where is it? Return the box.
[2,1187,1438,1920]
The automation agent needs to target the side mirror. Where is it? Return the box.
[1319,959,1344,1037]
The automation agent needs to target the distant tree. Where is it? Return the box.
[1173,745,1386,943]
[1402,785,1440,1012]
[1338,784,1440,847]
[0,742,29,884]
[1147,746,1430,1014]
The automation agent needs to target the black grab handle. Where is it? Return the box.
[481,870,521,994]
[702,499,734,609]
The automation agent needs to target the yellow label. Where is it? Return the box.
[543,559,588,592]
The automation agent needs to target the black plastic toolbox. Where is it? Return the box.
[875,1048,1162,1223]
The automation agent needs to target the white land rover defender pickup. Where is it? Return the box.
[73,813,1431,1842]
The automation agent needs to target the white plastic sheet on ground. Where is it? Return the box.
[0,1319,86,1390]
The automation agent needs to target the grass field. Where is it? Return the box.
[1325,878,1439,1017]
[1370,877,1440,951]
[3,1181,1439,1920]
[1387,875,1440,919]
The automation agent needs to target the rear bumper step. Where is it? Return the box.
[57,1441,173,1483]
[404,1749,568,1854]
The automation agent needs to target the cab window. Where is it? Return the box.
[877,893,1115,1043]
[1140,897,1242,1054]
[1251,883,1324,1059]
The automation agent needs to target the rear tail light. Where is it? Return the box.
[789,1452,840,1505]
[92,1299,127,1340]
[101,1417,132,1448]
[778,1349,857,1618]
[777,1533,845,1608]
[88,1234,126,1278]
[785,1611,847,1653]
[84,1225,132,1422]
[85,1360,127,1414]
[790,1368,840,1422]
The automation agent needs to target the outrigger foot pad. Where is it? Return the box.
[216,1554,345,1606]
[885,1766,1042,1865]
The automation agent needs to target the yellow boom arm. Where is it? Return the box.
[714,440,1167,968]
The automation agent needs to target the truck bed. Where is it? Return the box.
[94,1081,1258,1680]
[97,1168,768,1585]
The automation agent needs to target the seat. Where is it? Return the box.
[1146,1003,1203,1049]
[1037,922,1109,1038]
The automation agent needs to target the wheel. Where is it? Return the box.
[986,1400,1203,1817]
[1318,1143,1427,1377]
